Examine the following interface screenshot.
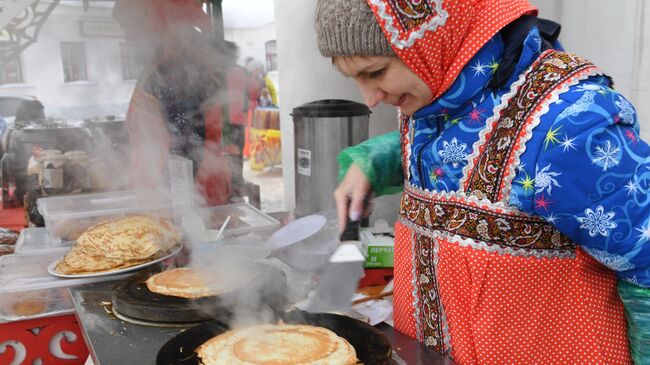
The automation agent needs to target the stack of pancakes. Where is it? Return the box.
[146,268,251,299]
[55,215,181,275]
[196,324,359,365]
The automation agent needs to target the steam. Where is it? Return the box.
[187,242,285,328]
[183,210,340,330]
[111,0,293,329]
[111,16,238,222]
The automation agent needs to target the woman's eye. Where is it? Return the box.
[368,69,385,79]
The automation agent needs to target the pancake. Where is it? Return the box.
[54,214,181,275]
[146,267,253,299]
[11,299,47,316]
[81,215,180,259]
[146,268,218,299]
[2,291,49,317]
[196,324,358,365]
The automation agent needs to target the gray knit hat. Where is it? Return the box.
[315,0,394,57]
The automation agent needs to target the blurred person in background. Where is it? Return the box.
[245,58,278,107]
[11,99,46,206]
[222,41,259,182]
[241,58,262,159]
[317,0,650,363]
[113,0,231,205]
[242,58,277,158]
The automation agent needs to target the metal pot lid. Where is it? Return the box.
[292,99,370,118]
[265,214,327,251]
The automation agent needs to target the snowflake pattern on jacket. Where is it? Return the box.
[407,27,650,287]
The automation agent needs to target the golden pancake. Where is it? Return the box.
[147,268,217,298]
[11,299,47,316]
[82,215,179,259]
[196,324,358,365]
[54,214,181,275]
[146,268,253,299]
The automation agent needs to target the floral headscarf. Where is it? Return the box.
[367,0,537,100]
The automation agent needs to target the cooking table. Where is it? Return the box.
[70,281,456,365]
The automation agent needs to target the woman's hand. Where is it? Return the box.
[334,164,372,231]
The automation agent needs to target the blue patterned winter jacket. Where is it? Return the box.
[339,26,650,288]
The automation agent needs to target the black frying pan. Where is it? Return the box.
[156,310,392,365]
[111,263,287,323]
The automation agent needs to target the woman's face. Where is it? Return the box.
[335,55,433,116]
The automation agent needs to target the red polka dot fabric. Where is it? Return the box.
[367,0,537,100]
[392,221,632,364]
[437,241,630,364]
[393,221,417,338]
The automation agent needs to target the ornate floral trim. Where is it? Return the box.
[400,113,412,181]
[404,181,519,215]
[412,229,452,353]
[498,67,603,203]
[401,186,575,256]
[399,216,575,260]
[410,227,422,342]
[369,0,448,50]
[461,51,600,202]
[459,56,529,193]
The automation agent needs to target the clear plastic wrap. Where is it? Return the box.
[0,228,19,245]
[618,280,650,364]
[337,131,403,196]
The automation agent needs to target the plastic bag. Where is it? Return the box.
[618,279,650,364]
[337,131,403,196]
[0,228,19,245]
[0,244,14,256]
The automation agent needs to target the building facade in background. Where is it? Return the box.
[0,2,135,121]
[0,1,279,122]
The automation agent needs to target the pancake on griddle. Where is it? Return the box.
[54,215,181,275]
[146,267,254,299]
[196,323,358,365]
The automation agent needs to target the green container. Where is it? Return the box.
[361,230,394,268]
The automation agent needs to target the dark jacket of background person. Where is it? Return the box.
[113,0,231,205]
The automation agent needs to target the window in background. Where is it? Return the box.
[0,56,23,85]
[119,42,141,80]
[60,42,88,82]
[265,40,277,71]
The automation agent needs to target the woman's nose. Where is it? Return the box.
[359,84,386,108]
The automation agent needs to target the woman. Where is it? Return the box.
[316,0,650,363]
[245,59,278,107]
[113,0,231,205]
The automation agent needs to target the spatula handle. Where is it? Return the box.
[340,217,360,241]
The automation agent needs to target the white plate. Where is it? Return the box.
[265,215,327,251]
[47,245,183,278]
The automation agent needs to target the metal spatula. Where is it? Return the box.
[305,218,365,313]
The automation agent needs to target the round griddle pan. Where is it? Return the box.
[111,264,287,324]
[156,310,392,365]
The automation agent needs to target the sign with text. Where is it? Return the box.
[297,148,312,176]
[80,21,124,37]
